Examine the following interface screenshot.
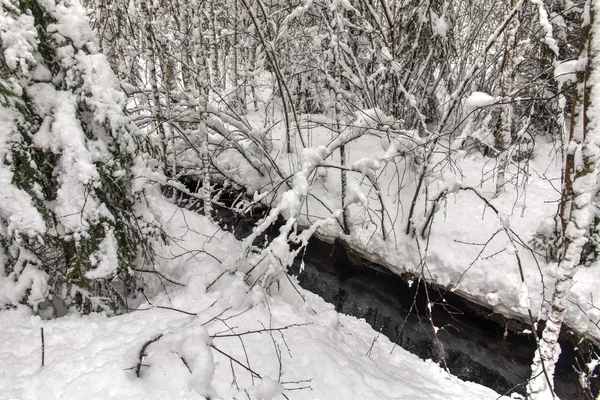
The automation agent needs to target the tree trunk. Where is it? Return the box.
[209,0,220,89]
[193,6,213,219]
[140,0,169,174]
[527,2,599,397]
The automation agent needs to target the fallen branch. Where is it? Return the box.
[138,288,198,316]
[211,323,310,339]
[131,267,185,286]
[209,344,262,378]
[135,334,164,378]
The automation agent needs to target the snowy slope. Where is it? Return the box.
[0,196,507,400]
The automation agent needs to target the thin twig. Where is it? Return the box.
[41,327,45,368]
[136,334,164,378]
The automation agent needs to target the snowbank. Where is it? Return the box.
[0,197,505,399]
[222,103,600,345]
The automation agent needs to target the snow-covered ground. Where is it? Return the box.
[207,98,600,345]
[0,196,508,399]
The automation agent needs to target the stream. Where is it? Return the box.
[178,191,599,399]
[287,238,594,399]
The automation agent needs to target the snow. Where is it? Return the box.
[531,0,559,57]
[5,0,600,396]
[352,107,395,131]
[330,0,357,13]
[351,157,381,179]
[465,91,498,110]
[225,100,600,346]
[518,281,530,309]
[46,91,107,231]
[485,292,500,307]
[199,66,600,348]
[0,2,37,73]
[431,11,450,38]
[0,262,49,309]
[554,60,577,85]
[85,229,119,279]
[46,0,96,49]
[0,197,506,399]
[346,180,369,207]
[380,46,393,61]
[0,167,46,237]
[280,0,313,28]
[189,60,600,366]
[254,377,284,400]
[505,241,517,255]
[429,172,464,198]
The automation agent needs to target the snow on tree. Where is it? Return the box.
[0,0,162,312]
[45,0,600,393]
[527,0,600,397]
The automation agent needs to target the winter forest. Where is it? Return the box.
[3,0,600,398]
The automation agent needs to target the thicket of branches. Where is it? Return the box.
[83,0,598,397]
[3,0,600,397]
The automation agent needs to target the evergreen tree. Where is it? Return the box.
[0,0,162,313]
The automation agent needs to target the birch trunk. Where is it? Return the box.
[194,7,213,219]
[527,2,600,397]
[209,0,220,89]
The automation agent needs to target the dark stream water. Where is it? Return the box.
[177,191,599,399]
[288,238,594,399]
